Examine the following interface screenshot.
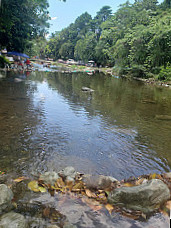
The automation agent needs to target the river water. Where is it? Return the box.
[0,70,171,227]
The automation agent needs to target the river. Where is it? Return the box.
[0,70,171,227]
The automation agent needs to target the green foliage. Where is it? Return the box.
[95,40,110,66]
[161,0,171,9]
[129,65,148,78]
[74,32,97,62]
[0,56,10,68]
[45,0,171,80]
[0,0,50,52]
[26,37,48,58]
[59,42,74,59]
[158,66,171,81]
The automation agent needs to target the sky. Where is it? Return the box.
[48,0,163,34]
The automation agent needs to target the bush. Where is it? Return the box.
[114,65,148,78]
[0,56,10,68]
[158,66,171,81]
[151,67,161,75]
[113,66,129,76]
[129,65,147,78]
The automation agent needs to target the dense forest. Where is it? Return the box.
[0,0,50,52]
[0,0,171,80]
[44,0,171,80]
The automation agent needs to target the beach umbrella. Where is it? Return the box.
[7,52,30,58]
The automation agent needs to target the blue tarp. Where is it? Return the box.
[7,52,30,58]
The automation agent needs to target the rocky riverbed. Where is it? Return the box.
[0,167,171,228]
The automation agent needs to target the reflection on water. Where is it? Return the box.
[0,71,171,179]
[0,70,171,227]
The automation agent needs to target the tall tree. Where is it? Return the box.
[0,0,49,51]
[93,6,112,40]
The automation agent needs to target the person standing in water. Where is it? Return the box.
[25,59,31,70]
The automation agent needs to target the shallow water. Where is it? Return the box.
[0,70,171,227]
[0,70,171,178]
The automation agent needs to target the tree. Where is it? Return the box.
[134,0,158,11]
[95,6,112,23]
[26,37,48,58]
[95,40,110,66]
[44,0,171,80]
[93,6,112,40]
[74,12,92,37]
[45,36,61,59]
[74,32,96,62]
[59,42,74,59]
[111,38,130,68]
[161,0,171,8]
[147,13,171,68]
[0,0,49,52]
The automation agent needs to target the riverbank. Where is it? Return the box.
[1,61,171,89]
[0,167,170,227]
[49,62,171,89]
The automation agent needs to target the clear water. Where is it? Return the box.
[0,70,170,227]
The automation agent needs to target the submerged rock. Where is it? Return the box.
[58,167,77,182]
[81,87,94,92]
[0,184,13,214]
[83,175,118,190]
[14,78,23,83]
[39,172,59,186]
[0,212,28,228]
[17,200,67,227]
[108,179,170,213]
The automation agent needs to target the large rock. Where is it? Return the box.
[108,179,170,213]
[0,212,28,228]
[0,184,13,214]
[0,174,8,184]
[83,175,118,190]
[58,167,77,182]
[39,172,59,186]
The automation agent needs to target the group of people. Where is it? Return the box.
[13,59,31,70]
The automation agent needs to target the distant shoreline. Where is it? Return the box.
[1,62,171,89]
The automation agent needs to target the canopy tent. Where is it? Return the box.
[7,52,30,58]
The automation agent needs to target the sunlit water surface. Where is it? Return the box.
[0,70,170,227]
